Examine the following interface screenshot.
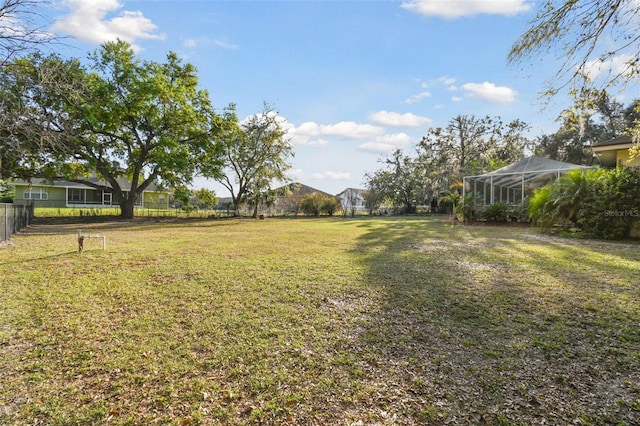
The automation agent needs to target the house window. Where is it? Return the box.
[23,188,48,200]
[68,188,85,203]
[158,195,166,204]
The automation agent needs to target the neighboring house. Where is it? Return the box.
[592,135,640,167]
[272,183,337,215]
[337,188,367,213]
[10,177,169,209]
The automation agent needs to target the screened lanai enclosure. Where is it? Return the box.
[463,156,590,209]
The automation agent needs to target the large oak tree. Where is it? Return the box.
[418,115,530,190]
[0,40,226,218]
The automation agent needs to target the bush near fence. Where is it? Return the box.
[1,203,34,243]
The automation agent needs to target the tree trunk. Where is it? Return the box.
[232,194,242,216]
[119,197,136,219]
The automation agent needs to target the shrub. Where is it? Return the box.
[481,202,509,222]
[0,181,14,203]
[528,166,640,239]
[454,193,482,222]
[322,197,340,216]
[300,193,341,216]
[576,166,640,239]
[528,185,555,230]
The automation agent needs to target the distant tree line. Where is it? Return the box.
[364,90,640,215]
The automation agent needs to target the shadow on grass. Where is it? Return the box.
[0,250,79,266]
[348,216,640,424]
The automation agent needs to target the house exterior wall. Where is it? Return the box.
[11,183,169,209]
[142,191,169,209]
[617,148,640,167]
[337,188,367,212]
[13,184,66,208]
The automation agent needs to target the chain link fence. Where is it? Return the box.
[1,203,34,243]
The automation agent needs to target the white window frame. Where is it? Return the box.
[23,188,48,200]
[68,188,85,203]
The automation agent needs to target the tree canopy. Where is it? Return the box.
[509,0,640,94]
[365,150,427,214]
[0,40,227,218]
[533,89,639,164]
[210,104,293,217]
[364,115,531,213]
[0,0,56,67]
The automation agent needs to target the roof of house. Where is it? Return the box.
[10,176,163,192]
[464,156,590,189]
[336,188,367,197]
[274,182,336,198]
[482,156,588,176]
[591,135,635,148]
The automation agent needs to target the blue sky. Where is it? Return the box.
[38,0,637,196]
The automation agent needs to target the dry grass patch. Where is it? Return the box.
[0,216,639,425]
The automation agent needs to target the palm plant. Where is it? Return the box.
[439,190,461,221]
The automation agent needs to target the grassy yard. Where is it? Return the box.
[1,216,639,425]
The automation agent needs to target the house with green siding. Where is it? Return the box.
[9,177,169,210]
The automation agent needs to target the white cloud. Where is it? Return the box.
[0,10,54,43]
[405,76,457,104]
[401,0,532,18]
[183,38,197,49]
[52,0,164,51]
[310,171,351,181]
[403,91,432,104]
[359,142,399,153]
[420,76,456,88]
[288,169,351,182]
[308,139,329,147]
[181,37,237,51]
[461,82,517,103]
[370,111,431,127]
[286,168,306,181]
[359,132,413,153]
[289,120,384,145]
[436,76,457,86]
[214,39,238,50]
[321,121,385,138]
[582,53,636,81]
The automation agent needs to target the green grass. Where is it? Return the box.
[1,216,639,425]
